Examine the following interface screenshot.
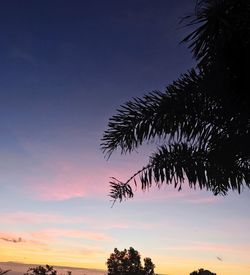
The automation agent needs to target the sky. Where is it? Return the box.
[0,1,249,275]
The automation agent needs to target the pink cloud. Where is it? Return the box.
[24,159,111,201]
[30,228,113,241]
[0,232,23,243]
[0,232,45,248]
[14,138,149,201]
[0,212,88,224]
[0,232,21,240]
[12,139,222,203]
[0,231,48,247]
[0,228,113,246]
[0,211,158,232]
[27,172,220,203]
[30,179,87,200]
[193,241,250,257]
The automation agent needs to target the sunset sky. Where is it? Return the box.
[0,1,249,275]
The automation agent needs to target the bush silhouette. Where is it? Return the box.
[190,268,216,275]
[24,265,57,275]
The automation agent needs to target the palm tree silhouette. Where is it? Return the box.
[101,0,250,203]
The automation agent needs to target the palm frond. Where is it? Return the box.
[181,0,250,69]
[109,143,249,203]
[102,0,250,203]
[102,70,222,156]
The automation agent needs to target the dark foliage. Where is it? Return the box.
[106,247,156,275]
[0,268,11,275]
[24,265,57,275]
[101,0,250,203]
[190,268,216,275]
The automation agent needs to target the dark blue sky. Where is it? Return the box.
[0,0,195,140]
[0,0,197,197]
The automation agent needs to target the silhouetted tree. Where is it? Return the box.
[24,265,57,275]
[143,258,155,275]
[106,247,156,275]
[0,268,11,275]
[190,268,216,275]
[101,0,250,203]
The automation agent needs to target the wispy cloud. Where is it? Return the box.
[0,212,87,225]
[0,211,157,232]
[0,211,62,225]
[0,231,107,269]
[21,156,111,200]
[32,228,113,241]
[0,232,47,248]
[1,133,222,203]
[0,228,113,244]
[0,237,23,243]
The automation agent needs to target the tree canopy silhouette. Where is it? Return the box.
[190,268,216,275]
[101,0,250,203]
[106,247,156,275]
[24,265,57,275]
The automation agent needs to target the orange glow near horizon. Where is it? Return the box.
[1,239,250,275]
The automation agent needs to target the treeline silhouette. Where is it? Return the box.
[0,265,217,275]
[0,247,218,275]
[0,247,215,275]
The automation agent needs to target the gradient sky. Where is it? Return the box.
[0,1,249,275]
